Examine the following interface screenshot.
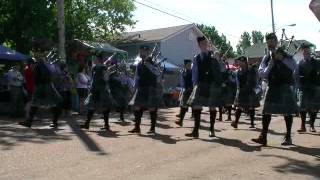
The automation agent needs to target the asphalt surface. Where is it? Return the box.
[0,108,319,180]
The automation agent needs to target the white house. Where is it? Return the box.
[116,24,205,66]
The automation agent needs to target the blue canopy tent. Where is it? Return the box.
[0,45,29,61]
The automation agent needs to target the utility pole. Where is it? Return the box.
[271,0,276,33]
[57,0,66,62]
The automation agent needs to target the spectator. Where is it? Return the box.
[7,64,25,117]
[24,59,35,117]
[76,66,91,115]
[60,63,74,117]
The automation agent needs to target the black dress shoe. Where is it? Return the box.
[252,135,267,146]
[80,124,89,130]
[249,125,255,128]
[129,127,141,134]
[185,131,199,138]
[147,128,155,134]
[49,123,58,128]
[281,137,292,146]
[19,121,32,128]
[175,120,183,127]
[209,130,215,137]
[231,121,238,129]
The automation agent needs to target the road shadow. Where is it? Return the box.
[96,130,121,138]
[201,136,262,152]
[139,132,178,144]
[66,118,107,155]
[268,145,320,158]
[0,122,71,151]
[260,154,320,179]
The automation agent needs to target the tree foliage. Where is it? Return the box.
[251,30,264,45]
[197,24,235,58]
[236,30,264,55]
[0,0,136,53]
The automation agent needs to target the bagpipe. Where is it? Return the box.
[143,43,165,82]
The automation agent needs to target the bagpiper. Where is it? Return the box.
[128,45,163,134]
[175,59,193,127]
[252,35,298,146]
[186,36,224,138]
[80,55,116,132]
[297,44,320,132]
[108,63,130,122]
[19,52,63,128]
[219,56,237,122]
[231,56,260,129]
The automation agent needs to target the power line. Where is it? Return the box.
[132,0,240,45]
[132,0,194,23]
[141,0,204,24]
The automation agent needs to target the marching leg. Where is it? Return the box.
[80,110,94,130]
[226,106,232,121]
[282,115,293,145]
[129,109,143,133]
[252,114,271,146]
[309,112,317,132]
[298,111,307,132]
[209,109,217,137]
[231,108,241,129]
[185,109,201,138]
[19,106,38,128]
[175,107,188,127]
[50,106,62,128]
[119,107,125,122]
[103,109,111,131]
[249,109,255,128]
[218,107,223,121]
[148,110,157,134]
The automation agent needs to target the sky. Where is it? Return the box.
[127,0,320,50]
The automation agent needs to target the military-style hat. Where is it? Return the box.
[139,45,151,51]
[184,59,192,65]
[197,36,207,43]
[299,43,314,50]
[235,56,248,63]
[265,33,278,41]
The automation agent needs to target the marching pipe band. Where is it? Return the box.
[18,34,320,146]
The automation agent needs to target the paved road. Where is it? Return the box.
[0,108,319,180]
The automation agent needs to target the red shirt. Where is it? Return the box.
[24,65,35,94]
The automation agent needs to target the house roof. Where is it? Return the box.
[119,24,193,44]
[245,40,315,59]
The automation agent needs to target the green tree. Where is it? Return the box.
[0,0,56,53]
[197,24,235,58]
[0,0,136,53]
[236,31,252,55]
[64,0,136,42]
[251,30,264,45]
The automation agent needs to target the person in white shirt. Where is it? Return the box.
[76,66,91,115]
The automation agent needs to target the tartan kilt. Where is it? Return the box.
[222,84,237,106]
[129,85,163,108]
[31,83,63,107]
[263,85,298,115]
[298,86,320,111]
[178,88,193,107]
[234,87,260,108]
[84,88,117,110]
[187,82,223,107]
[110,86,130,107]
